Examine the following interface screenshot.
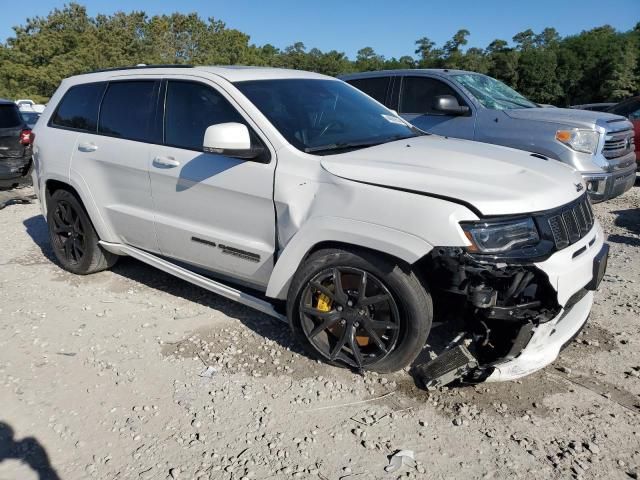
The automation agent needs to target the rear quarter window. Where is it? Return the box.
[0,104,23,128]
[51,83,106,132]
[346,77,391,105]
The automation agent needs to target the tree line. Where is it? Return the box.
[1,3,638,105]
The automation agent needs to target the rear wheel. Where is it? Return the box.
[47,189,117,274]
[287,248,432,373]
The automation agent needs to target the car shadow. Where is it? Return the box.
[23,215,57,262]
[22,214,306,359]
[22,213,459,381]
[0,421,60,480]
[608,207,640,247]
[175,153,241,192]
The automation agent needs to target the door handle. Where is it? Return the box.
[153,156,181,168]
[77,142,98,152]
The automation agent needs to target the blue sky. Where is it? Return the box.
[1,0,638,59]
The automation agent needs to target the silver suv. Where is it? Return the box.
[32,66,608,384]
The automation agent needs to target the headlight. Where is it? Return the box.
[461,218,540,253]
[555,129,599,154]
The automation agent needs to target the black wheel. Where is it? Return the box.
[288,248,432,373]
[47,189,117,275]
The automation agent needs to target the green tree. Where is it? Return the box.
[354,46,385,71]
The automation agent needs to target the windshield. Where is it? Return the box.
[235,79,420,154]
[453,74,538,110]
[21,111,40,125]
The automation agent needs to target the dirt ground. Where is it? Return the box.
[1,180,639,480]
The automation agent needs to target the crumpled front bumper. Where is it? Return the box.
[486,291,592,381]
[486,222,605,382]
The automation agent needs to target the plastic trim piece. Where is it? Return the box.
[99,241,286,322]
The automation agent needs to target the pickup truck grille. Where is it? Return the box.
[546,195,594,250]
[602,129,634,159]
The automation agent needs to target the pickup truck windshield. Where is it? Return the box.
[236,79,420,154]
[453,74,537,110]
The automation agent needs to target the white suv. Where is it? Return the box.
[32,66,608,384]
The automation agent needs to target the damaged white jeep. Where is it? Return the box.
[32,66,608,385]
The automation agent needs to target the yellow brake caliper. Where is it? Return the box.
[315,290,370,346]
[316,293,332,312]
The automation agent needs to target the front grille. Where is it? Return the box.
[545,195,594,250]
[602,129,634,159]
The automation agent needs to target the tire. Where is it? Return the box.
[47,189,118,275]
[287,248,432,373]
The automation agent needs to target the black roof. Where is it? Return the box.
[0,98,17,105]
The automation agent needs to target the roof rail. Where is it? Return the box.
[89,64,195,74]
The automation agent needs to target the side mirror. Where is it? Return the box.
[203,122,263,159]
[433,95,470,115]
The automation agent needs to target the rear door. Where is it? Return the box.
[398,76,475,139]
[147,78,277,288]
[0,104,28,177]
[72,79,161,252]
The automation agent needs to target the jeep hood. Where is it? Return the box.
[504,107,632,131]
[320,135,584,216]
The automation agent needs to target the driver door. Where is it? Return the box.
[398,76,475,139]
[147,79,277,289]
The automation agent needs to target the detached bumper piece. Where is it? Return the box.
[415,345,478,388]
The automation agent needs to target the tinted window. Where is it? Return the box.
[237,79,418,154]
[609,99,640,119]
[347,77,390,104]
[51,83,105,131]
[0,104,23,128]
[99,81,158,142]
[400,77,465,114]
[164,81,245,150]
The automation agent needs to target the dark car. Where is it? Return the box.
[570,103,616,112]
[607,96,640,169]
[0,99,34,189]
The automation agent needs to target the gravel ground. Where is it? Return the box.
[1,180,639,480]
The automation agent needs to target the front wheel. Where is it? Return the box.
[287,248,432,373]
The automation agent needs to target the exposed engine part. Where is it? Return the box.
[425,247,560,325]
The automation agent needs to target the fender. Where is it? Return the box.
[265,215,434,299]
[41,171,118,243]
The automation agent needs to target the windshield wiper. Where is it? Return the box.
[304,140,384,154]
[304,134,422,154]
[493,95,534,109]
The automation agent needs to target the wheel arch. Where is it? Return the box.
[266,216,433,300]
[43,175,116,243]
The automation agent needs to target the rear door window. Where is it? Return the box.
[610,99,640,119]
[164,80,246,151]
[400,77,464,114]
[51,83,106,132]
[98,81,159,143]
[346,77,391,105]
[0,104,24,128]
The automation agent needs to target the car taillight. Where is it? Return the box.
[20,129,34,146]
